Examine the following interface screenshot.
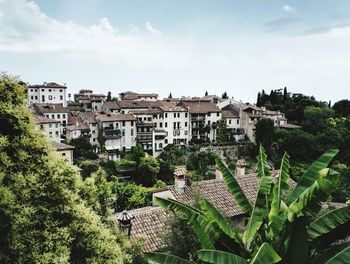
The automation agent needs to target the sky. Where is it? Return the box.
[1,0,350,103]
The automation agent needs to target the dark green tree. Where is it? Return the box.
[107,91,112,101]
[216,120,229,143]
[256,92,262,107]
[254,118,275,154]
[168,93,172,98]
[333,99,350,117]
[205,91,208,96]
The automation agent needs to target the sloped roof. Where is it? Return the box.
[79,112,97,124]
[179,101,221,114]
[126,172,296,252]
[222,110,239,119]
[34,115,60,124]
[96,113,137,122]
[29,82,67,88]
[52,141,75,151]
[34,103,69,114]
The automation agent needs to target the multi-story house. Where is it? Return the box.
[179,100,222,142]
[34,115,62,143]
[74,89,106,111]
[221,107,245,141]
[160,101,191,146]
[95,113,137,160]
[65,117,91,142]
[79,112,100,148]
[33,103,69,134]
[119,91,159,101]
[27,82,67,107]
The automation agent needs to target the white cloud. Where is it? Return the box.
[0,0,189,66]
[282,5,297,13]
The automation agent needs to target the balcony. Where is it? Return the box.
[136,121,156,127]
[191,116,205,121]
[104,128,121,139]
[137,135,152,142]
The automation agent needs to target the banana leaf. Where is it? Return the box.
[324,245,350,264]
[243,145,273,247]
[250,242,281,264]
[287,148,338,205]
[146,252,194,264]
[215,158,252,214]
[197,249,247,264]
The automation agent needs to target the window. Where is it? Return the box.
[208,120,211,125]
[57,114,60,119]
[49,131,52,137]
[131,121,134,126]
[62,114,66,118]
[51,114,55,119]
[131,128,134,136]
[46,114,49,118]
[165,113,168,118]
[208,113,211,117]
[185,113,188,118]
[60,95,63,100]
[177,113,180,118]
[48,95,53,100]
[31,96,34,100]
[165,122,167,128]
[160,123,163,128]
[229,120,232,124]
[55,131,59,137]
[165,139,168,144]
[217,113,220,117]
[62,153,66,156]
[41,89,44,92]
[173,139,176,144]
[237,119,239,124]
[122,129,125,136]
[92,130,95,134]
[35,96,38,100]
[35,89,37,92]
[49,89,52,92]
[173,122,176,129]
[55,123,58,128]
[30,89,33,92]
[93,138,96,142]
[42,95,45,102]
[49,124,52,128]
[60,89,63,92]
[159,143,162,149]
[185,122,187,127]
[174,113,176,118]
[122,121,125,126]
[40,125,44,130]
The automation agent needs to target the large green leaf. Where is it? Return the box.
[287,148,339,205]
[250,243,281,264]
[307,206,350,248]
[268,152,290,224]
[146,252,194,264]
[202,198,243,246]
[284,217,309,264]
[243,145,273,247]
[324,245,350,264]
[215,158,252,214]
[310,243,350,264]
[189,217,215,249]
[197,249,247,264]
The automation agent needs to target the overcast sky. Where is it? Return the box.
[1,0,350,103]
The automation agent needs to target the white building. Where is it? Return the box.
[28,82,67,107]
[74,89,106,111]
[119,91,159,101]
[79,112,100,147]
[34,115,62,143]
[52,142,75,164]
[95,113,137,160]
[33,104,69,134]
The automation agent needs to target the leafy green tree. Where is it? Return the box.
[0,74,127,263]
[124,144,145,164]
[70,137,98,160]
[216,119,229,143]
[302,106,334,134]
[254,118,275,154]
[148,146,350,264]
[107,91,112,101]
[138,156,160,186]
[78,160,100,179]
[333,99,350,117]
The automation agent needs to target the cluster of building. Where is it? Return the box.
[27,82,299,162]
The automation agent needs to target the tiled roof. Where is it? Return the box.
[222,110,239,118]
[52,141,75,151]
[102,101,120,110]
[66,121,89,131]
[117,100,155,109]
[34,103,69,113]
[123,207,173,252]
[180,101,221,114]
[96,113,137,122]
[34,115,60,124]
[29,82,67,88]
[126,172,296,252]
[279,123,302,129]
[130,108,163,115]
[79,112,97,124]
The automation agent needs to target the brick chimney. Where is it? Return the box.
[174,166,187,193]
[236,159,246,176]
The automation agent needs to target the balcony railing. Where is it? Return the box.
[136,121,155,127]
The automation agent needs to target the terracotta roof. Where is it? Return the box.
[121,207,173,252]
[117,100,155,109]
[180,101,221,114]
[102,101,120,110]
[52,141,75,151]
[34,103,70,114]
[222,110,239,118]
[66,121,89,131]
[29,82,67,89]
[125,172,296,252]
[79,112,97,124]
[96,113,137,122]
[34,115,60,124]
[174,166,187,177]
[130,108,163,115]
[120,91,159,100]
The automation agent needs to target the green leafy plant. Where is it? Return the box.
[147,145,350,263]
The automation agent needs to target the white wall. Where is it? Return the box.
[28,87,67,106]
[36,122,61,143]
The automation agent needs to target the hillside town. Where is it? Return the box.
[28,82,299,163]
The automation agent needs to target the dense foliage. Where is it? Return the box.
[148,146,350,264]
